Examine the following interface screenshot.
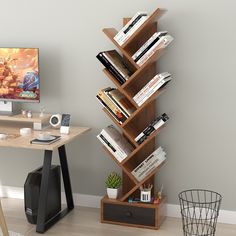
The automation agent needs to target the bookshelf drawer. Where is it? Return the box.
[103,202,156,227]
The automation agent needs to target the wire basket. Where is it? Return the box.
[179,189,222,236]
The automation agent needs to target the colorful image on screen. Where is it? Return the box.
[0,48,39,101]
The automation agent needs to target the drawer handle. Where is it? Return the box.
[125,211,132,217]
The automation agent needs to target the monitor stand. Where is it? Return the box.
[0,101,20,116]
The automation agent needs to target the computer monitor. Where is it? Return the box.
[0,48,39,114]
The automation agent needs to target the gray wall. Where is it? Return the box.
[0,0,235,210]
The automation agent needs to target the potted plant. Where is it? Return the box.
[105,172,122,199]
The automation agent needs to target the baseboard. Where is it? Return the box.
[0,185,235,225]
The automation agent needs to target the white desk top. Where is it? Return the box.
[0,125,90,151]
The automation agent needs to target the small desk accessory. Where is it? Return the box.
[60,114,71,134]
[20,128,32,136]
[49,114,62,128]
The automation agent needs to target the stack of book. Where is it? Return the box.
[132,31,174,66]
[96,87,136,124]
[133,72,172,106]
[135,113,169,145]
[114,12,148,46]
[97,125,134,162]
[131,147,166,182]
[96,50,133,85]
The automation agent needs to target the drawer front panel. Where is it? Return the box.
[103,203,155,226]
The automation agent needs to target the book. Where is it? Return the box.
[132,31,168,62]
[97,125,134,162]
[133,72,171,102]
[114,12,148,45]
[30,135,61,145]
[101,125,134,158]
[97,88,127,124]
[97,133,125,162]
[136,35,174,66]
[134,75,172,106]
[131,147,166,181]
[105,88,136,117]
[96,52,126,84]
[135,113,169,144]
[103,51,133,80]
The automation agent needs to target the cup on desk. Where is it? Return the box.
[38,132,51,140]
[0,133,7,140]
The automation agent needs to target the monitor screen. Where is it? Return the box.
[0,48,39,102]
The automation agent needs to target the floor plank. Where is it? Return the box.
[0,198,235,236]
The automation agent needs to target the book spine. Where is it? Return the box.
[101,130,128,158]
[133,75,160,101]
[97,134,124,162]
[132,32,158,60]
[102,53,129,80]
[136,35,174,66]
[105,90,130,118]
[96,95,123,124]
[132,150,166,181]
[134,35,162,63]
[117,16,148,46]
[133,73,171,102]
[114,12,147,42]
[136,80,167,106]
[96,53,126,84]
[132,31,168,61]
[98,91,127,123]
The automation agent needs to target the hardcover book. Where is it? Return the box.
[132,31,168,62]
[114,12,148,45]
[103,50,133,80]
[105,88,136,117]
[97,88,127,124]
[96,52,126,84]
[101,125,134,158]
[30,135,61,145]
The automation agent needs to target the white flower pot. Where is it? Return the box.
[107,188,119,199]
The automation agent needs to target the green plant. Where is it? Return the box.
[105,172,122,189]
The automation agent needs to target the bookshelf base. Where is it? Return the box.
[101,196,166,230]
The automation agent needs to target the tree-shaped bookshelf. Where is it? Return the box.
[97,8,170,229]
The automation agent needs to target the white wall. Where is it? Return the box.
[0,0,235,211]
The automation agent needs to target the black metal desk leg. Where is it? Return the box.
[58,145,74,209]
[36,150,53,233]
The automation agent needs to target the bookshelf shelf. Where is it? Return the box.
[97,7,171,230]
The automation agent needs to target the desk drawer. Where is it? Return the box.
[103,203,155,227]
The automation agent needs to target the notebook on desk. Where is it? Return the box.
[30,135,61,145]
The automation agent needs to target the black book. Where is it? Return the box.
[96,53,126,84]
[30,135,61,145]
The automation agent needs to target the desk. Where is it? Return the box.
[0,124,90,233]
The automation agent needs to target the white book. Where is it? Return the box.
[97,134,125,162]
[133,72,171,101]
[136,77,172,106]
[101,125,134,157]
[135,154,166,181]
[101,130,127,159]
[132,31,168,60]
[132,147,164,175]
[132,150,166,181]
[133,153,166,180]
[114,12,147,41]
[137,35,174,66]
[117,16,148,46]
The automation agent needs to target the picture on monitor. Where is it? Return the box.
[0,48,39,101]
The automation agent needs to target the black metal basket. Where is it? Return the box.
[179,189,222,236]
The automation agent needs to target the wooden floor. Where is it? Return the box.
[0,198,236,236]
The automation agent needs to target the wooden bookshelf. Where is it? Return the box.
[97,7,171,230]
